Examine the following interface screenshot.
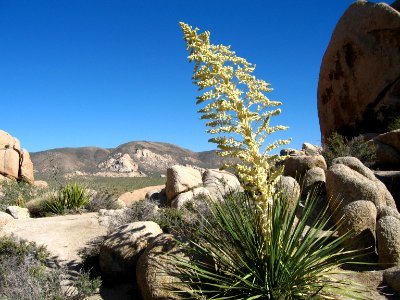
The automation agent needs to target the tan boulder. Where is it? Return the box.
[318,1,400,139]
[377,216,400,266]
[118,185,165,206]
[165,165,202,201]
[99,221,162,281]
[136,234,190,300]
[19,148,34,183]
[275,175,301,213]
[327,157,396,211]
[0,130,20,152]
[170,187,211,209]
[0,149,20,179]
[283,155,327,180]
[6,206,30,219]
[202,169,242,200]
[337,200,377,252]
[0,211,14,229]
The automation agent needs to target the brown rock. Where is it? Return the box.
[19,148,34,183]
[165,165,202,201]
[0,149,20,179]
[170,187,211,209]
[318,1,400,139]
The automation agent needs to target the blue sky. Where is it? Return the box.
[0,0,387,153]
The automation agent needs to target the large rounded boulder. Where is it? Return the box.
[326,157,396,211]
[99,221,163,282]
[318,1,400,139]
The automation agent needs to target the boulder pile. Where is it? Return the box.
[0,130,34,183]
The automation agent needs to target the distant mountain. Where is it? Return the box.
[31,141,227,179]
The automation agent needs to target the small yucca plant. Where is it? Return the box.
[164,192,367,299]
[45,183,91,215]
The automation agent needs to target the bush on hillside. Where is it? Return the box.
[322,132,377,167]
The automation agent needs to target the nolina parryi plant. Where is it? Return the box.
[180,22,290,234]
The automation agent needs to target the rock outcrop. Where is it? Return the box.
[99,221,162,281]
[165,165,242,207]
[165,165,203,202]
[318,1,400,139]
[0,130,34,183]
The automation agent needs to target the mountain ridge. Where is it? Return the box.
[31,140,225,179]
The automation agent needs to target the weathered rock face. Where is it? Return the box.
[318,1,400,139]
[99,221,162,282]
[0,130,34,183]
[97,153,144,177]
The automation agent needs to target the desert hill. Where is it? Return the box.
[31,141,225,179]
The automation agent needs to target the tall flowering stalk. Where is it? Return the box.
[180,22,290,236]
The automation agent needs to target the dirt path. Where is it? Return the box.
[0,213,108,266]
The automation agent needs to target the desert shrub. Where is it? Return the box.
[322,132,377,167]
[0,236,100,300]
[0,180,46,212]
[85,191,121,212]
[388,116,400,131]
[44,183,91,215]
[164,192,366,299]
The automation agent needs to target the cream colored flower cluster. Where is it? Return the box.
[180,22,290,229]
